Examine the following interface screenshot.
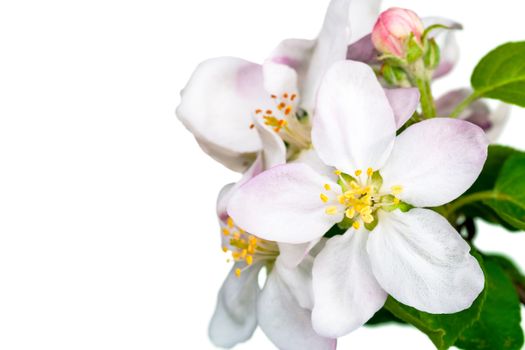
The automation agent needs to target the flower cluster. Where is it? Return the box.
[177,1,523,349]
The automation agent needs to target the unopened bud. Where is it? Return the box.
[372,7,424,58]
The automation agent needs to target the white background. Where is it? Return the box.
[0,0,524,349]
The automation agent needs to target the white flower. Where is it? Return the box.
[209,157,335,349]
[227,60,488,338]
[176,0,382,172]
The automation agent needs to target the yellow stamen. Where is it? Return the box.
[355,170,362,176]
[320,193,329,203]
[334,170,342,176]
[367,168,373,176]
[324,184,331,191]
[352,221,361,229]
[246,255,253,265]
[235,268,241,278]
[227,217,234,228]
[345,208,355,219]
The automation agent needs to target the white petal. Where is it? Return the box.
[216,155,265,221]
[209,264,261,348]
[348,0,382,43]
[300,0,352,113]
[380,118,488,207]
[253,113,287,169]
[367,209,485,314]
[227,163,343,244]
[275,255,315,310]
[278,240,319,269]
[312,228,387,338]
[292,148,337,181]
[258,269,336,350]
[384,88,420,130]
[312,61,396,173]
[196,137,256,173]
[176,57,264,167]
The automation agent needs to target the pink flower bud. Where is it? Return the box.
[371,7,424,57]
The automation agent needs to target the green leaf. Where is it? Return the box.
[484,153,525,230]
[456,145,524,231]
[384,253,487,350]
[471,41,525,107]
[455,257,524,350]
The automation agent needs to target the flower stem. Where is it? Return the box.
[415,77,436,118]
[449,92,480,118]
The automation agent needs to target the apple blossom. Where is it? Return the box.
[209,158,335,350]
[176,0,386,172]
[227,61,487,338]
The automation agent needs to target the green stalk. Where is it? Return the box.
[415,76,436,118]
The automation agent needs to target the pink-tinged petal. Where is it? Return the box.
[252,111,287,169]
[348,0,382,43]
[209,264,261,348]
[258,268,337,350]
[346,34,379,64]
[380,118,488,207]
[436,89,511,143]
[367,209,484,314]
[267,38,315,79]
[216,155,265,221]
[228,163,343,244]
[422,17,462,79]
[177,57,265,171]
[485,104,511,143]
[384,88,420,129]
[278,240,319,269]
[313,61,396,173]
[263,62,299,97]
[300,0,352,113]
[312,228,387,338]
[275,256,315,310]
[435,88,470,118]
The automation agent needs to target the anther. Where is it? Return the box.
[355,170,362,176]
[325,206,338,215]
[324,184,331,191]
[320,193,329,203]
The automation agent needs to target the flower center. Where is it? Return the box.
[250,92,311,150]
[320,168,403,230]
[221,217,279,277]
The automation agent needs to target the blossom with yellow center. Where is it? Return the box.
[228,61,487,339]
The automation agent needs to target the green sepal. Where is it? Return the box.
[424,38,441,70]
[382,63,410,86]
[406,35,424,63]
